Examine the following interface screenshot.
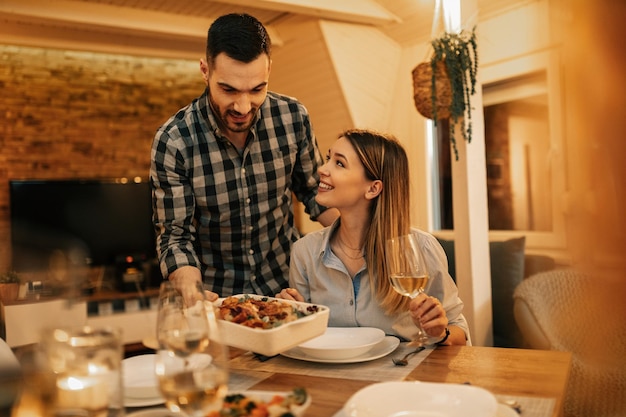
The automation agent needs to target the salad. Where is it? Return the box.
[208,388,309,417]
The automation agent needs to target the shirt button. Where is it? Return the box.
[251,275,256,281]
[246,198,251,204]
[350,300,354,306]
[249,249,254,255]
[249,225,253,231]
[241,168,246,174]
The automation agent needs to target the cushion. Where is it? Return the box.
[436,237,526,348]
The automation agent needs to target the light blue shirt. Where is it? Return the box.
[289,221,471,343]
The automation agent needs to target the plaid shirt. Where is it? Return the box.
[150,89,326,296]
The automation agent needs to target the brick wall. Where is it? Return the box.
[0,44,203,273]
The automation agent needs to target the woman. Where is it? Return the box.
[277,129,469,345]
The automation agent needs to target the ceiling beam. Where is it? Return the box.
[0,12,206,60]
[0,0,283,56]
[0,0,213,38]
[213,0,401,25]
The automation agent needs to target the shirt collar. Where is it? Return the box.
[320,218,341,259]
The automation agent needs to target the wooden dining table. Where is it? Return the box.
[219,344,572,417]
[124,342,565,417]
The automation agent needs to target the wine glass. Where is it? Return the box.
[155,280,229,417]
[386,234,431,347]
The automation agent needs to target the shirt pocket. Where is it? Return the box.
[254,145,298,202]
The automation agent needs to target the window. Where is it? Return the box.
[431,51,566,249]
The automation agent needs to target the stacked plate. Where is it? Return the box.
[122,354,163,407]
[281,327,399,363]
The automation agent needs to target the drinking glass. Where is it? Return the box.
[155,280,229,417]
[386,234,431,347]
[39,325,124,417]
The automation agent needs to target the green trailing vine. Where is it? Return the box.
[431,27,478,160]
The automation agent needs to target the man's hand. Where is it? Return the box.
[168,266,218,304]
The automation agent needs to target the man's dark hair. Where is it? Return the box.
[206,13,271,66]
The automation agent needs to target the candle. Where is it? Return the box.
[57,376,109,413]
[40,326,123,417]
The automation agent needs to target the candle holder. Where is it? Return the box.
[40,325,123,417]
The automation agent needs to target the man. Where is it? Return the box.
[150,13,338,298]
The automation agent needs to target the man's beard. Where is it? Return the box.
[209,96,255,134]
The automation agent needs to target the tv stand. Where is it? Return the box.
[1,287,161,348]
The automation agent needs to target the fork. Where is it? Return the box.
[392,346,425,366]
[463,382,523,414]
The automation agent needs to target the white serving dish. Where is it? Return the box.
[214,294,329,357]
[297,327,385,360]
[343,381,498,417]
[122,354,160,399]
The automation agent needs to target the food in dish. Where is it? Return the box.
[214,295,329,357]
[297,327,385,360]
[217,295,321,329]
[206,388,310,417]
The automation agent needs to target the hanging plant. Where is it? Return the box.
[412,27,478,160]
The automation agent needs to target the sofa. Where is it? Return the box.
[436,237,555,348]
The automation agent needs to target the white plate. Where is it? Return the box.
[123,354,160,399]
[281,335,400,363]
[126,408,171,417]
[343,381,497,417]
[333,402,515,417]
[124,395,165,408]
[297,327,385,360]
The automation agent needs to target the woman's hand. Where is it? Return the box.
[275,288,305,302]
[409,294,448,339]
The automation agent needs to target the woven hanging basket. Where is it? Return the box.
[412,60,452,120]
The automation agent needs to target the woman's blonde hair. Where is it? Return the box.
[340,129,411,314]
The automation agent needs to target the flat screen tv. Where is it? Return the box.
[9,178,156,273]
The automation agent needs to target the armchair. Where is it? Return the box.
[513,269,626,417]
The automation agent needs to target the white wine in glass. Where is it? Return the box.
[155,280,229,417]
[386,234,431,347]
[389,273,429,298]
